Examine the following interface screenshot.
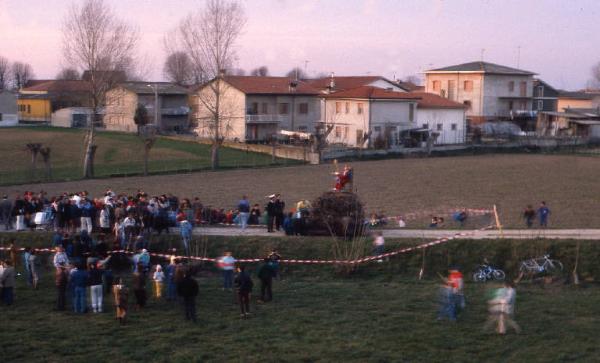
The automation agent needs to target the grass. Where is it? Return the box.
[1,234,600,361]
[0,126,297,185]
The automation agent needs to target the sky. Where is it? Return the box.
[0,0,598,90]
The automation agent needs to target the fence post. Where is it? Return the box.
[493,204,503,239]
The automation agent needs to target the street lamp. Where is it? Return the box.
[146,83,159,131]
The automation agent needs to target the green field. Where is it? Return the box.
[1,234,599,362]
[0,127,296,185]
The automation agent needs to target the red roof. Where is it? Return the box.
[323,86,420,100]
[408,92,465,109]
[222,76,320,95]
[21,80,91,93]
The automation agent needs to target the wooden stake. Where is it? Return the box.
[493,204,503,238]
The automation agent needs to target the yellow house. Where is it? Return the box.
[18,80,91,123]
[18,94,52,122]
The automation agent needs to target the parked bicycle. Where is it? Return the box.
[472,263,505,282]
[519,255,563,275]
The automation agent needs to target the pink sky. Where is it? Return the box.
[1,0,598,89]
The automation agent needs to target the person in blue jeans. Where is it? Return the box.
[218,252,236,290]
[70,265,89,313]
[165,256,178,301]
[537,201,550,227]
[237,196,250,230]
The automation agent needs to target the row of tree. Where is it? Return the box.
[0,57,35,90]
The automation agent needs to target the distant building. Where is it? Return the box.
[321,86,419,148]
[18,80,91,123]
[307,75,408,93]
[537,108,600,138]
[51,107,93,128]
[557,90,600,111]
[424,61,536,127]
[410,92,466,145]
[0,90,18,126]
[532,79,559,112]
[103,82,190,133]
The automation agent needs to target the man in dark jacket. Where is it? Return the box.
[70,265,89,313]
[274,194,285,231]
[55,263,68,310]
[266,195,276,233]
[177,270,199,322]
[0,195,12,230]
[257,258,275,303]
[234,265,253,317]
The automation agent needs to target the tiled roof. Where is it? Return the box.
[222,76,320,95]
[120,82,189,95]
[307,76,389,91]
[21,80,91,93]
[408,92,465,109]
[426,61,535,75]
[323,86,419,100]
[558,90,598,100]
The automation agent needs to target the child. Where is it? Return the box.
[234,265,254,318]
[153,265,165,299]
[113,278,129,325]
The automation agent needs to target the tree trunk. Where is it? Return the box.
[211,142,219,170]
[83,124,96,178]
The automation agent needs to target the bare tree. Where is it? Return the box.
[163,51,195,86]
[62,0,138,178]
[11,62,34,89]
[230,68,246,76]
[250,66,269,76]
[171,0,245,170]
[285,67,307,80]
[402,75,422,86]
[56,67,80,80]
[590,61,600,89]
[0,56,10,90]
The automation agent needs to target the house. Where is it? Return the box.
[321,86,419,148]
[0,90,18,126]
[532,79,558,112]
[557,90,600,111]
[308,75,408,93]
[537,108,600,138]
[103,82,190,133]
[424,61,536,128]
[190,76,321,142]
[51,107,93,128]
[409,92,466,145]
[18,80,91,123]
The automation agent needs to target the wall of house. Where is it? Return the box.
[424,73,483,118]
[370,100,415,146]
[557,98,594,111]
[17,98,51,122]
[244,94,321,133]
[416,108,466,144]
[323,98,371,147]
[103,88,138,132]
[482,74,533,118]
[191,80,246,141]
[0,92,17,123]
[51,108,91,128]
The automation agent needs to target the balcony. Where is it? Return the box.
[245,114,284,124]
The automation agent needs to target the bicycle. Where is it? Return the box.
[472,263,505,282]
[519,254,563,275]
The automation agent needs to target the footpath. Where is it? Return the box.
[190,227,600,240]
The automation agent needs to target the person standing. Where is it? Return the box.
[177,270,199,322]
[523,205,536,228]
[165,257,178,301]
[237,195,250,231]
[0,195,12,230]
[88,262,104,313]
[373,231,385,262]
[70,264,89,314]
[28,250,40,289]
[79,197,94,234]
[448,267,465,314]
[153,265,165,299]
[132,263,147,310]
[179,218,193,256]
[257,258,275,303]
[112,278,129,325]
[217,252,236,291]
[55,263,68,311]
[234,265,253,318]
[53,246,69,268]
[1,260,15,306]
[538,201,550,228]
[23,247,32,286]
[266,195,276,233]
[274,194,285,231]
[485,281,521,334]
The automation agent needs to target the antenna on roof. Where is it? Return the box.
[480,48,485,62]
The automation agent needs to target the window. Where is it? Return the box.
[537,86,544,97]
[344,126,349,139]
[250,102,258,114]
[440,89,446,98]
[436,124,443,131]
[432,80,441,91]
[298,103,308,114]
[335,102,342,114]
[278,103,289,115]
[451,123,457,131]
[463,80,473,91]
[463,100,472,109]
[335,126,342,138]
[356,129,364,145]
[520,81,527,97]
[537,100,544,110]
[27,105,31,113]
[345,102,350,114]
[357,103,364,114]
[261,103,268,114]
[409,103,415,122]
[422,123,428,129]
[508,101,514,110]
[508,81,515,92]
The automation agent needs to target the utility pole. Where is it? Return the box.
[516,46,521,68]
[480,48,485,62]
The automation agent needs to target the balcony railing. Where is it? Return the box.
[245,114,283,123]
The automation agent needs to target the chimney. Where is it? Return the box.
[328,72,335,92]
[289,81,298,93]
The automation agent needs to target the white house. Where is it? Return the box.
[51,107,93,128]
[424,61,536,127]
[0,90,18,126]
[321,86,419,148]
[190,76,322,142]
[409,92,466,145]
